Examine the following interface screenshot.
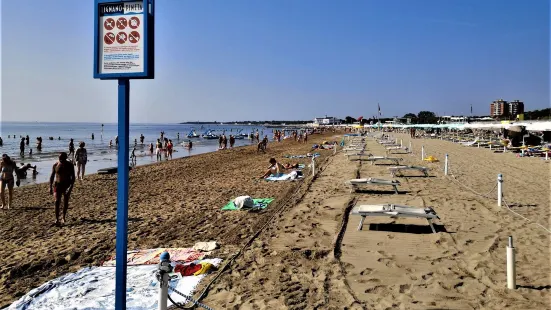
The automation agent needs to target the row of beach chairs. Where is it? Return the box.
[343,134,439,233]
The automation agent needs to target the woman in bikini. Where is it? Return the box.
[1,154,20,209]
[260,158,287,179]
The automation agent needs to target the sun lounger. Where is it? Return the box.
[386,146,409,154]
[389,165,429,177]
[366,156,402,165]
[351,204,440,233]
[346,152,372,160]
[345,178,401,194]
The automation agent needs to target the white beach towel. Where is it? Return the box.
[7,258,222,310]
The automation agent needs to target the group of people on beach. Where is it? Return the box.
[1,151,74,226]
[218,134,236,149]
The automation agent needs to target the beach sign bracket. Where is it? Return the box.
[93,1,155,309]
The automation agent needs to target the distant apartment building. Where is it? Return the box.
[490,99,509,118]
[509,100,524,117]
[490,99,525,119]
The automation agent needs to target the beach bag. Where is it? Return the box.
[233,196,254,209]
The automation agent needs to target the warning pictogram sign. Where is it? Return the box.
[129,17,140,29]
[117,17,128,30]
[116,32,128,44]
[129,31,140,44]
[104,32,115,45]
[104,18,115,30]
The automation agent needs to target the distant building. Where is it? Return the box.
[490,99,509,118]
[509,100,524,118]
[490,99,525,119]
[313,115,340,125]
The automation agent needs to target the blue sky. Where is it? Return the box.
[1,0,549,123]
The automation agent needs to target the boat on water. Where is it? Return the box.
[202,130,219,139]
[187,129,200,138]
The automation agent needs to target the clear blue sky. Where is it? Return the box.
[1,0,549,123]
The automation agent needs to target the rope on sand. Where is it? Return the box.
[177,150,337,308]
[406,136,551,235]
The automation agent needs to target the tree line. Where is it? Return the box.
[343,108,551,124]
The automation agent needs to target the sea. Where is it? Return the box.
[0,122,284,186]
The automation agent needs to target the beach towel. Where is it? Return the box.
[221,198,275,211]
[265,171,302,181]
[101,248,207,267]
[7,258,222,310]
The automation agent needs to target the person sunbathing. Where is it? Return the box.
[260,158,286,179]
[283,163,301,169]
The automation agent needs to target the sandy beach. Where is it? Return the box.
[2,130,550,309]
[0,132,336,307]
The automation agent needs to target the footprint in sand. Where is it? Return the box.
[360,268,373,275]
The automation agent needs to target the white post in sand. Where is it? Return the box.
[444,154,449,175]
[400,139,403,147]
[506,236,516,289]
[333,142,337,155]
[497,174,503,207]
[312,157,316,176]
[409,141,412,153]
[421,145,425,160]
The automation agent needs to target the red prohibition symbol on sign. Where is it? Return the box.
[128,31,140,44]
[117,17,128,30]
[104,18,115,30]
[104,32,115,45]
[116,32,128,44]
[129,17,140,29]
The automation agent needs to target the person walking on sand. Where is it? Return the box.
[49,152,75,226]
[75,142,88,180]
[1,154,20,209]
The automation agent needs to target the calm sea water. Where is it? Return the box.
[0,122,280,186]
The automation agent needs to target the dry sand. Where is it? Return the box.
[2,130,550,309]
[341,133,550,309]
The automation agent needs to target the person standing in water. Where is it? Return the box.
[1,154,20,209]
[75,142,88,180]
[229,135,235,148]
[167,140,173,159]
[49,152,75,226]
[155,139,163,161]
[140,134,145,145]
[19,138,25,157]
[68,139,75,163]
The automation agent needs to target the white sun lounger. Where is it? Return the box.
[389,165,429,177]
[386,146,409,154]
[379,140,397,145]
[351,204,440,233]
[346,152,372,160]
[345,178,401,194]
[366,156,402,165]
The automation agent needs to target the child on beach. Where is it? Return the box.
[130,147,137,165]
[68,139,75,162]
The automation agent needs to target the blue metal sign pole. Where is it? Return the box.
[115,78,130,310]
[94,1,154,308]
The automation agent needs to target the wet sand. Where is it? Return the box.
[2,131,550,309]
